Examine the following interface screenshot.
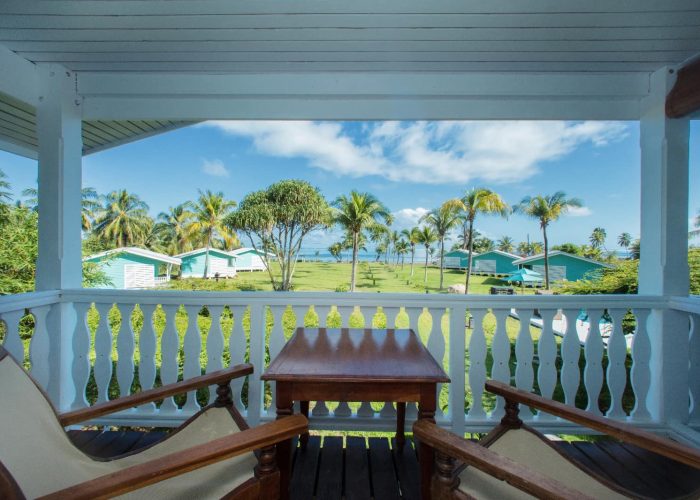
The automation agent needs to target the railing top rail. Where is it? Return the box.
[0,290,61,313]
[58,288,667,310]
[668,295,700,315]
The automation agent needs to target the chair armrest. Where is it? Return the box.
[485,380,700,469]
[39,414,307,500]
[413,420,594,500]
[59,363,254,426]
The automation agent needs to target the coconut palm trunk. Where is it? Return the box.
[542,223,550,289]
[350,231,359,291]
[203,233,212,279]
[410,246,415,277]
[439,237,446,290]
[424,246,429,283]
[465,217,475,294]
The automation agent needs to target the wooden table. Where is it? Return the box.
[261,327,450,500]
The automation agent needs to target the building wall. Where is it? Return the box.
[235,250,267,271]
[521,254,605,282]
[472,252,518,274]
[180,251,236,278]
[86,253,159,289]
[443,251,469,269]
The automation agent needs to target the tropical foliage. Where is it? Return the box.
[420,200,462,290]
[515,192,583,289]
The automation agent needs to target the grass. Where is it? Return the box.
[2,260,634,431]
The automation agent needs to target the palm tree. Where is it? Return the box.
[690,210,700,238]
[617,232,632,249]
[401,226,421,277]
[415,226,438,284]
[154,203,195,255]
[420,200,462,290]
[22,186,100,231]
[188,190,236,278]
[590,227,607,250]
[515,192,583,289]
[497,236,515,253]
[389,230,401,265]
[329,242,343,262]
[457,188,509,294]
[395,239,409,269]
[368,224,389,263]
[92,190,152,247]
[0,169,11,204]
[333,191,391,291]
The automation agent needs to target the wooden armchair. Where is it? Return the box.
[0,347,308,500]
[414,380,700,500]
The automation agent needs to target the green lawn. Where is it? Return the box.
[166,260,539,294]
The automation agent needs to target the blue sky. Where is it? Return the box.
[1,120,698,252]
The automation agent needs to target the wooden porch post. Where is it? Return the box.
[639,66,690,424]
[35,65,83,410]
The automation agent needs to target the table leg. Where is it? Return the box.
[300,400,310,448]
[276,383,294,500]
[396,402,406,449]
[418,385,437,500]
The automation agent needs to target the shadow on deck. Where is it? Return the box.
[68,430,700,499]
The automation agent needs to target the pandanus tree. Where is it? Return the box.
[515,192,583,289]
[415,226,438,284]
[333,191,390,292]
[420,200,462,290]
[401,226,421,277]
[457,188,509,294]
[92,189,153,248]
[188,190,236,279]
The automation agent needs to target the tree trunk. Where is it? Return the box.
[410,246,415,277]
[543,224,550,289]
[203,234,211,279]
[439,237,445,290]
[424,247,429,284]
[465,218,475,294]
[350,232,358,292]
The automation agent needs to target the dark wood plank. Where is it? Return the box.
[316,437,343,500]
[290,435,321,500]
[80,431,125,457]
[68,429,102,449]
[392,437,420,500]
[572,442,660,496]
[368,438,400,500]
[345,437,371,500]
[129,431,168,453]
[597,441,686,499]
[620,443,700,496]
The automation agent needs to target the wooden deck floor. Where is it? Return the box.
[67,430,700,499]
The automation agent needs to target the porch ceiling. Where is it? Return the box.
[0,0,699,73]
[0,91,194,159]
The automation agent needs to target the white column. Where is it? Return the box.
[639,66,690,424]
[35,65,83,409]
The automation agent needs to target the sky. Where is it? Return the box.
[0,120,698,253]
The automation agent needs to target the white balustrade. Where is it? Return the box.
[2,289,693,436]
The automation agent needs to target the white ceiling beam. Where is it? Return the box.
[1,0,697,15]
[0,45,39,105]
[78,72,648,98]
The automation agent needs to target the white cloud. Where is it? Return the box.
[566,206,593,217]
[205,120,628,185]
[392,207,430,228]
[201,158,229,177]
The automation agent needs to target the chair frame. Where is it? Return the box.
[414,380,700,500]
[0,348,307,500]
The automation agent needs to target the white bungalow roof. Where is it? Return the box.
[512,250,612,268]
[83,246,181,265]
[473,250,521,260]
[175,247,236,259]
[229,247,275,257]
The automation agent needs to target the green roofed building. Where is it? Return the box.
[83,247,181,289]
[512,251,611,283]
[471,250,520,276]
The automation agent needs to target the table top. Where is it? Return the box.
[261,328,450,383]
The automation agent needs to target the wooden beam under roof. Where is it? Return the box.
[666,57,700,118]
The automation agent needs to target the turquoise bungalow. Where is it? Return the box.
[176,248,237,278]
[512,251,611,283]
[83,247,181,289]
[471,250,520,275]
[229,247,272,272]
[442,249,477,269]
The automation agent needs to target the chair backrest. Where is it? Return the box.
[0,349,103,498]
